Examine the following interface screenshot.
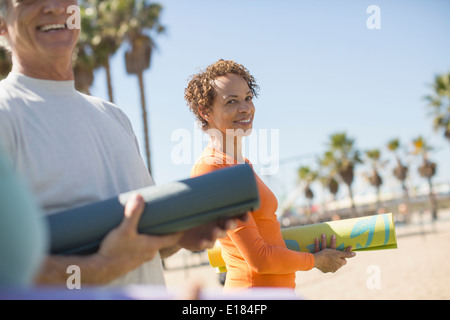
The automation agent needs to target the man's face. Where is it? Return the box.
[2,0,79,62]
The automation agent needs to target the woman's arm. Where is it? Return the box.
[227,214,315,274]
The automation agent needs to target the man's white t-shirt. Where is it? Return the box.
[0,72,165,287]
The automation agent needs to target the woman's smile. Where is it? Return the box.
[234,117,253,126]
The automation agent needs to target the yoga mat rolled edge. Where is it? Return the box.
[208,212,397,273]
[47,163,259,255]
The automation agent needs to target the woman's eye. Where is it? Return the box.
[226,99,236,105]
[245,96,253,101]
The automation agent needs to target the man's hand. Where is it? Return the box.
[98,194,182,273]
[312,233,356,273]
[35,194,182,285]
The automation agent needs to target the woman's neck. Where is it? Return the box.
[208,134,245,164]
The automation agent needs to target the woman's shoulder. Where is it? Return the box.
[190,147,231,177]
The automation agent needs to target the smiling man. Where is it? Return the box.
[0,0,79,80]
[0,0,237,288]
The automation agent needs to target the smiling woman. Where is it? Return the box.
[185,60,259,163]
[208,74,255,133]
[185,60,356,290]
[185,59,259,133]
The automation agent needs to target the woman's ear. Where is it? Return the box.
[198,105,210,122]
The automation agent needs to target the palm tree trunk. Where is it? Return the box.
[376,186,381,212]
[347,184,357,217]
[105,58,114,103]
[401,181,412,224]
[137,71,152,175]
[428,178,438,220]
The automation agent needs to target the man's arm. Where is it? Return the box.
[34,194,181,285]
[35,254,124,285]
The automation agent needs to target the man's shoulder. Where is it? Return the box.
[0,79,23,112]
[78,91,119,110]
[0,78,20,102]
[78,92,138,138]
[78,91,130,120]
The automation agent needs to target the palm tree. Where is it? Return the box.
[72,4,97,93]
[387,138,412,223]
[73,1,113,97]
[0,48,11,80]
[318,151,340,219]
[364,148,384,211]
[327,132,362,217]
[77,0,127,102]
[123,0,165,175]
[73,1,165,174]
[73,44,95,94]
[298,165,318,223]
[412,136,438,220]
[91,0,132,103]
[91,34,121,103]
[319,151,340,200]
[425,73,450,142]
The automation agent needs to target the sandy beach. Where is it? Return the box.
[162,209,450,300]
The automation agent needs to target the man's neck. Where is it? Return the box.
[11,55,74,81]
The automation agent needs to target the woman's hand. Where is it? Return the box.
[312,233,356,273]
[177,212,249,251]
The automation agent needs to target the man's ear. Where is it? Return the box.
[197,105,210,122]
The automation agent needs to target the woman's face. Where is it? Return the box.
[203,73,255,136]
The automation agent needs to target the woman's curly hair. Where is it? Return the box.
[184,59,259,131]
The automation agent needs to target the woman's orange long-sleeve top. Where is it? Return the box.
[191,147,315,289]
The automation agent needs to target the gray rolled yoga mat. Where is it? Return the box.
[47,164,259,255]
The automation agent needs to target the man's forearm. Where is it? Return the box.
[34,254,128,286]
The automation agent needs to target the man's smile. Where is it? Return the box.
[36,23,68,33]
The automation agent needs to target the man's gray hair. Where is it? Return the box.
[0,0,11,51]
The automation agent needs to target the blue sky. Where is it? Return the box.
[90,0,450,207]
